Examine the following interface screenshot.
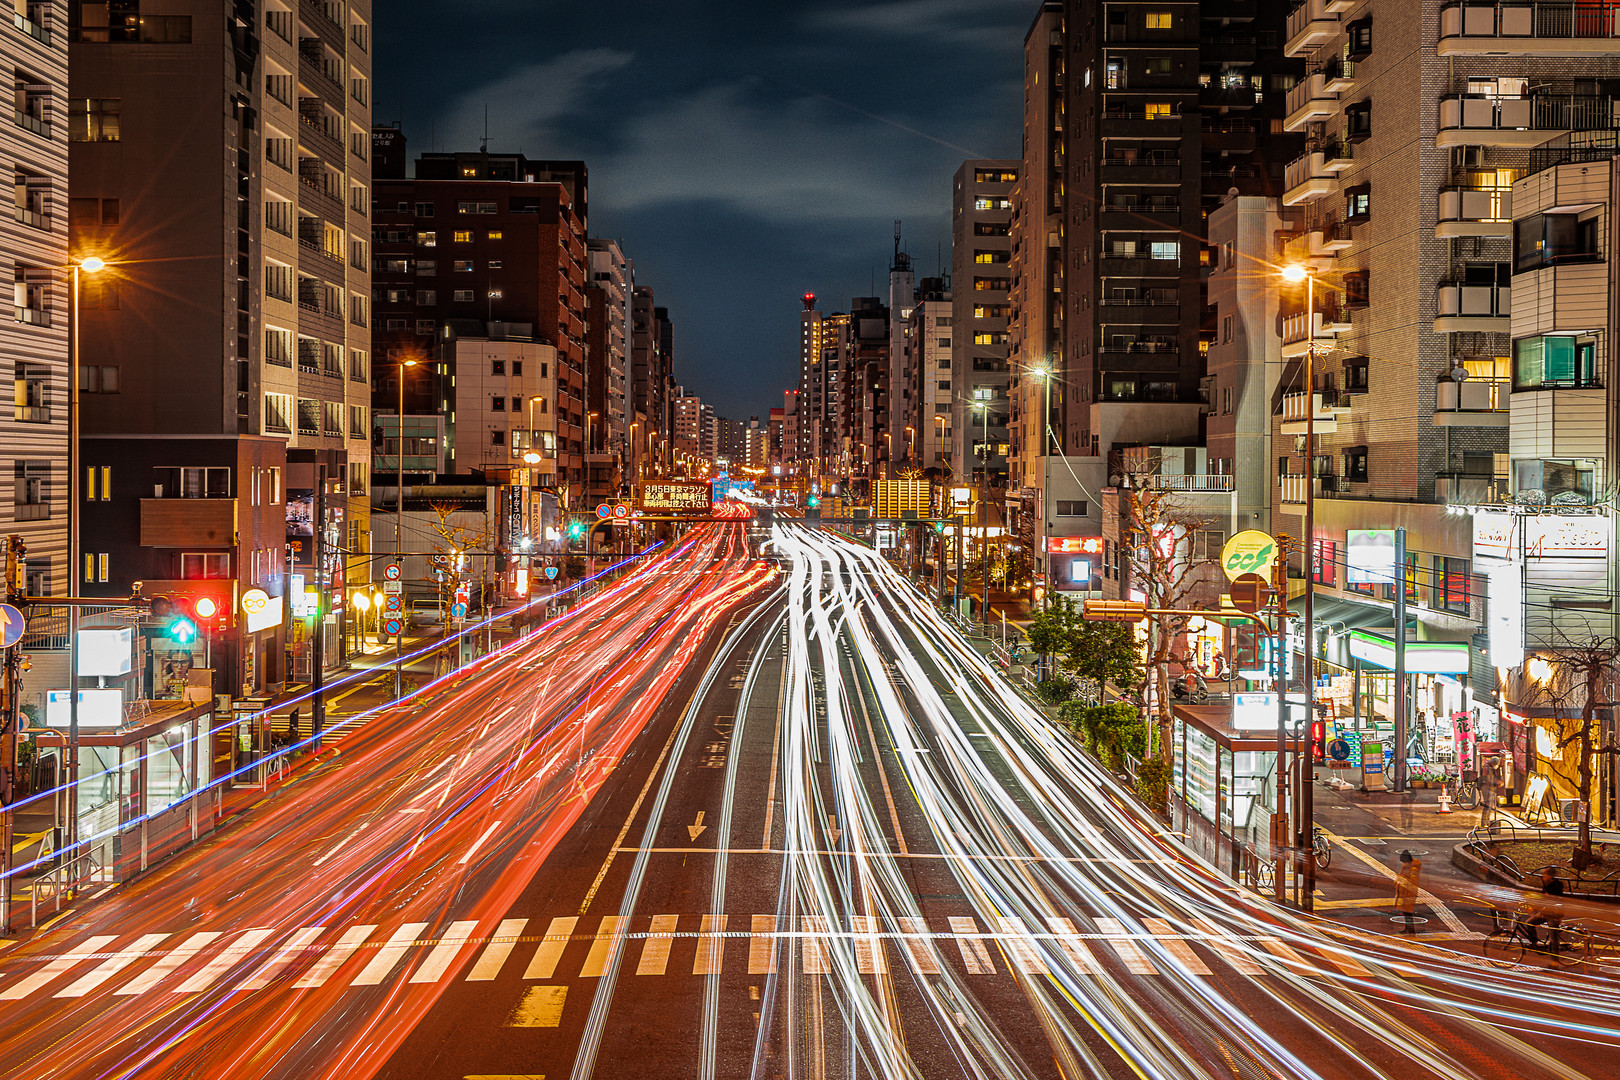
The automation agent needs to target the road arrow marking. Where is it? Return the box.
[827,815,841,844]
[687,811,708,841]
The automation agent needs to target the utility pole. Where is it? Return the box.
[1272,533,1293,904]
[1393,526,1409,793]
[2,533,25,930]
[311,476,326,748]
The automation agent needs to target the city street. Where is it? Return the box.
[1,528,1618,1078]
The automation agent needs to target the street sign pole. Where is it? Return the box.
[1272,534,1293,905]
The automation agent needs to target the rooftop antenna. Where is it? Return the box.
[480,104,489,153]
[894,219,902,262]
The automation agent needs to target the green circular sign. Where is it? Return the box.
[1220,529,1277,582]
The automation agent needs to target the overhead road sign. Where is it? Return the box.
[638,481,714,513]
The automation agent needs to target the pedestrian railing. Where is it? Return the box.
[18,843,113,930]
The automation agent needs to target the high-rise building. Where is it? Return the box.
[3,0,68,612]
[370,149,588,502]
[952,161,1018,483]
[72,1,373,699]
[586,238,631,502]
[888,233,916,455]
[910,280,954,474]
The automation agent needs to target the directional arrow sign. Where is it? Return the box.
[0,603,23,649]
[687,810,707,841]
[826,815,841,844]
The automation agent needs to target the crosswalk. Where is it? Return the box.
[0,913,1385,1004]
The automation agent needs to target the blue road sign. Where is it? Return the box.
[450,602,467,618]
[544,566,559,581]
[0,603,23,648]
[383,618,402,636]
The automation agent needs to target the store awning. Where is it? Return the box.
[1297,594,1394,635]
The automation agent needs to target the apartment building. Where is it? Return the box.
[951,160,1017,483]
[370,150,588,502]
[3,0,68,606]
[1273,0,1620,706]
[911,281,954,475]
[71,0,374,698]
[585,237,631,501]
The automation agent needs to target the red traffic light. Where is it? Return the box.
[193,596,220,620]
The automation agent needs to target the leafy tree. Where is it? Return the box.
[1517,635,1620,857]
[1064,701,1147,771]
[1135,756,1170,815]
[1027,598,1142,688]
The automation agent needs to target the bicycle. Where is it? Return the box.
[1311,825,1331,870]
[1243,847,1276,892]
[1482,907,1593,968]
[1453,774,1479,811]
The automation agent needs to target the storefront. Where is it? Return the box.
[27,699,229,884]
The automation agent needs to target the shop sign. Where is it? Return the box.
[76,627,133,678]
[1346,530,1396,584]
[1048,536,1103,555]
[45,688,123,729]
[1473,511,1517,563]
[1486,562,1523,669]
[1219,530,1276,581]
[1362,741,1385,775]
[1231,692,1310,731]
[1345,630,1470,675]
[1524,516,1608,559]
[240,588,284,634]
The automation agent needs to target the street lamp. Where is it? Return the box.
[66,254,107,855]
[393,357,419,699]
[1282,261,1319,905]
[351,590,372,645]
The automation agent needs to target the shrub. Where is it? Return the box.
[1035,675,1077,705]
[1069,701,1147,770]
[1136,756,1170,815]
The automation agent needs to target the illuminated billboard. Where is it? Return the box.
[638,482,714,512]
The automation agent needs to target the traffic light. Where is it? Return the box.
[168,614,198,644]
[1082,599,1147,623]
[567,518,586,540]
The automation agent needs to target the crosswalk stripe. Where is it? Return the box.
[410,920,480,984]
[748,915,777,975]
[1315,943,1375,979]
[176,929,277,993]
[1045,917,1105,975]
[293,925,374,989]
[522,916,578,980]
[1258,936,1312,971]
[1094,918,1156,975]
[851,915,887,975]
[995,917,1048,975]
[638,915,679,976]
[55,934,169,998]
[467,919,529,982]
[1143,918,1212,975]
[802,916,830,975]
[897,916,941,975]
[0,936,118,1000]
[243,927,325,990]
[352,923,428,986]
[1190,918,1266,975]
[579,916,624,978]
[694,915,727,975]
[949,917,995,975]
[119,932,223,995]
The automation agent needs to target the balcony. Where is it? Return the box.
[1280,391,1340,434]
[1436,186,1513,237]
[1284,72,1339,131]
[1098,299,1180,324]
[1099,157,1182,185]
[1439,2,1620,55]
[1281,307,1350,357]
[1283,151,1338,205]
[14,9,50,45]
[14,305,49,327]
[1285,0,1340,55]
[12,203,48,231]
[1150,473,1236,492]
[13,403,48,423]
[1100,109,1187,139]
[1434,376,1510,426]
[1434,282,1511,331]
[12,109,48,140]
[1436,471,1509,504]
[140,498,238,549]
[1318,57,1358,93]
[1098,199,1183,230]
[1437,93,1620,148]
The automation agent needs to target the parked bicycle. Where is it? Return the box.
[1482,906,1593,968]
[1312,825,1332,869]
[1242,847,1276,892]
[1452,772,1479,811]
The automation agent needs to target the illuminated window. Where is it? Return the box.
[1145,12,1172,28]
[487,230,503,240]
[452,230,473,243]
[1144,102,1174,120]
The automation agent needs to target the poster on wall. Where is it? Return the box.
[1345,530,1395,584]
[287,488,315,568]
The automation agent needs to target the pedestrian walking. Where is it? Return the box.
[1478,760,1499,830]
[1394,849,1422,934]
[288,708,301,744]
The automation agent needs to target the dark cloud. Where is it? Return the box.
[377,1,1028,418]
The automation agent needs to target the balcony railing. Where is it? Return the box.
[1150,473,1236,492]
[1280,391,1340,433]
[1435,282,1511,330]
[1437,471,1509,505]
[1437,185,1513,236]
[1440,2,1620,53]
[1285,0,1341,55]
[13,404,49,423]
[14,9,50,44]
[12,502,48,521]
[1435,376,1510,426]
[14,306,50,327]
[12,204,47,231]
[12,109,47,139]
[1438,93,1620,147]
[1283,151,1338,205]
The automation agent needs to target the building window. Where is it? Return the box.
[417,290,437,305]
[180,553,231,580]
[1345,184,1370,222]
[85,465,111,501]
[1513,336,1599,389]
[349,404,367,439]
[1149,241,1178,262]
[1345,446,1369,482]
[491,359,505,375]
[1514,211,1602,272]
[1344,269,1369,307]
[1145,12,1172,29]
[13,460,48,520]
[1055,500,1088,517]
[1313,539,1336,586]
[487,230,503,240]
[84,553,108,583]
[491,396,506,411]
[1347,16,1372,60]
[491,429,505,446]
[452,230,473,243]
[452,290,474,302]
[1144,102,1174,120]
[81,364,120,392]
[68,99,120,142]
[1343,357,1369,391]
[453,259,474,272]
[1346,100,1372,142]
[264,393,292,433]
[1434,556,1471,614]
[13,363,48,422]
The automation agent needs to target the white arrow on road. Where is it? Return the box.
[687,811,707,841]
[826,815,841,844]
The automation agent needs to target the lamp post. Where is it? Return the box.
[393,357,418,699]
[65,255,106,857]
[1281,262,1319,910]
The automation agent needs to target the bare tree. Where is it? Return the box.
[426,502,492,632]
[1114,457,1222,760]
[1518,635,1620,858]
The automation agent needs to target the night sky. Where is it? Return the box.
[376,1,1030,420]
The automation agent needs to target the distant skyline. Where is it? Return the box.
[376,1,1028,418]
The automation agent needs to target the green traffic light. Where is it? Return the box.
[568,520,586,539]
[169,617,198,643]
